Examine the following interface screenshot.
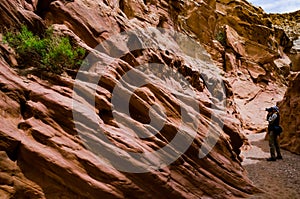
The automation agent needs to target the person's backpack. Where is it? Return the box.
[274,125,283,135]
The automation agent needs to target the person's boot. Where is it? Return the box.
[276,155,283,160]
[267,157,276,161]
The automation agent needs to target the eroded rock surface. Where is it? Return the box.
[0,0,296,198]
[278,72,300,154]
[266,9,300,154]
[0,34,258,199]
[215,0,290,132]
[269,10,300,72]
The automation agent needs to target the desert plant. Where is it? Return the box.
[3,25,86,74]
[216,30,226,46]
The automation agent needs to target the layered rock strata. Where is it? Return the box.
[0,0,296,198]
[278,72,300,154]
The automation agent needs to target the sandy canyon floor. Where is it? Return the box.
[241,132,300,199]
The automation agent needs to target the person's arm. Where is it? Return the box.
[267,112,272,120]
[268,113,277,124]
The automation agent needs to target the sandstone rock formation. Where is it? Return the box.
[269,10,300,72]
[0,0,297,198]
[215,0,290,132]
[0,0,45,32]
[278,72,300,154]
[267,9,300,154]
[0,28,258,198]
[289,38,300,72]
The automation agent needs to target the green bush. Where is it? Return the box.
[216,30,226,46]
[3,26,86,74]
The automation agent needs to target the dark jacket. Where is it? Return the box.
[267,111,280,131]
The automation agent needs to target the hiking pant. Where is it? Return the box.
[269,131,282,158]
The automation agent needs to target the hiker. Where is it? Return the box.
[266,106,282,161]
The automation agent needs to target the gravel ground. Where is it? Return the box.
[241,132,300,199]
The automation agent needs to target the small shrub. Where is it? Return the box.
[3,25,86,74]
[216,30,226,46]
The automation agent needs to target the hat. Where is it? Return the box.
[272,106,279,112]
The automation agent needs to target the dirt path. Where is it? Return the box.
[241,132,300,199]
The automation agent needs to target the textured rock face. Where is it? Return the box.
[278,72,300,154]
[0,0,295,198]
[269,10,300,72]
[266,10,300,154]
[0,152,45,198]
[289,38,300,72]
[0,34,258,198]
[214,0,289,132]
[0,0,45,32]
